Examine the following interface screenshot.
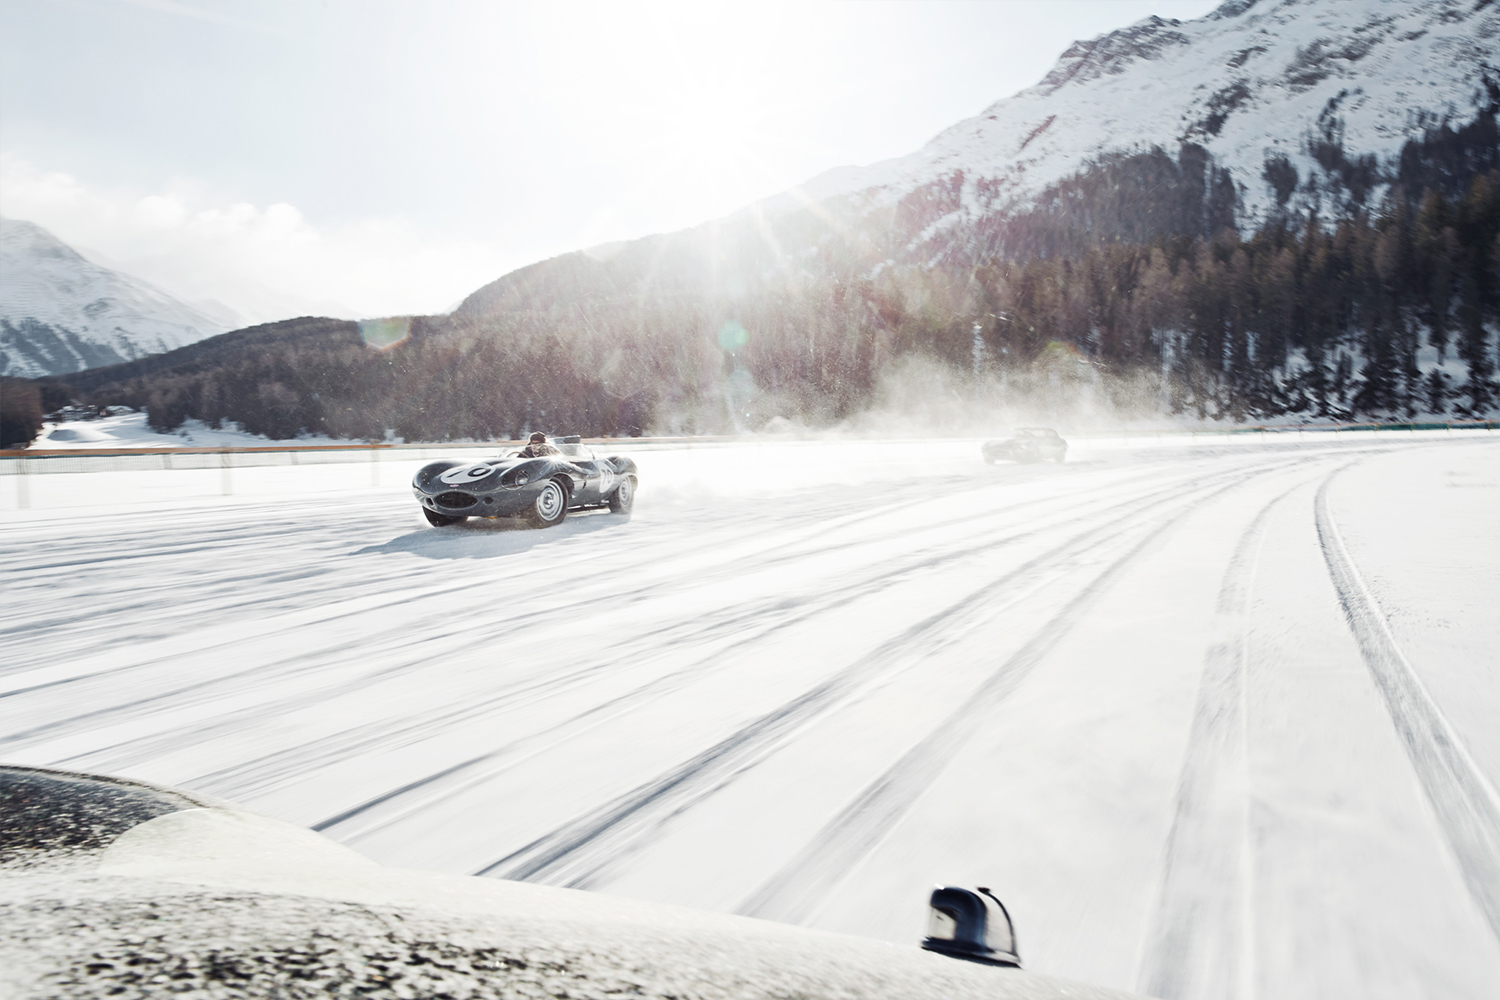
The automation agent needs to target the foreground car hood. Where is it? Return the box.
[0,766,1139,1000]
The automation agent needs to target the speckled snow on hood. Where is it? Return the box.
[0,766,1135,1000]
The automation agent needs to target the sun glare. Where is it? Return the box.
[507,1,839,242]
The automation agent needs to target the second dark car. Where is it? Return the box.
[981,427,1068,464]
[412,435,638,528]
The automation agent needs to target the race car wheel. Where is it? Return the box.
[423,508,466,527]
[608,475,636,514]
[524,479,568,528]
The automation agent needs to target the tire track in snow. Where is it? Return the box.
[51,466,1214,790]
[475,519,1174,884]
[4,499,836,731]
[313,472,1213,843]
[469,461,1286,889]
[0,576,521,748]
[733,470,1286,926]
[0,514,632,683]
[210,509,1079,807]
[3,452,1331,835]
[6,454,1334,798]
[579,467,1220,670]
[357,459,1331,850]
[1133,483,1293,1000]
[0,456,1270,709]
[30,469,1169,775]
[0,457,1197,677]
[0,467,1104,698]
[1315,474,1500,944]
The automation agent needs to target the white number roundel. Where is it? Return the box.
[439,465,492,484]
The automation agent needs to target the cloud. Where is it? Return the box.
[0,153,510,323]
[113,0,288,38]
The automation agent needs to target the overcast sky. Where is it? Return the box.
[1,0,1220,320]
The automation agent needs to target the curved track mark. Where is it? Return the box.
[1134,485,1292,1000]
[477,460,1290,891]
[1316,475,1500,943]
[282,467,1270,834]
[735,482,1233,924]
[471,501,1186,885]
[152,471,1195,803]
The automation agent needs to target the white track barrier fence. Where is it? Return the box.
[1,422,1493,512]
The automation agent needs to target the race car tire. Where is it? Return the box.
[983,453,998,465]
[525,479,569,528]
[608,475,636,514]
[423,508,466,527]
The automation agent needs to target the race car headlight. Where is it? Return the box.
[499,467,530,488]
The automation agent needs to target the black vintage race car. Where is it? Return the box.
[982,427,1068,465]
[412,435,638,528]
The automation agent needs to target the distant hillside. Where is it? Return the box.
[33,316,370,440]
[0,218,231,377]
[46,316,361,394]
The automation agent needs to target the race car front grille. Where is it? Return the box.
[434,491,478,509]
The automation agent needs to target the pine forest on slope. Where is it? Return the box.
[13,0,1500,446]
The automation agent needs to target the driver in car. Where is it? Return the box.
[517,431,560,458]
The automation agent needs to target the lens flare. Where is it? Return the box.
[359,317,411,352]
[717,320,750,352]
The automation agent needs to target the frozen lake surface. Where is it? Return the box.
[3,432,1498,998]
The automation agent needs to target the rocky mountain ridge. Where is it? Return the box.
[788,0,1498,245]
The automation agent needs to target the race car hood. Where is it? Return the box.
[419,456,583,492]
[1,765,1142,1000]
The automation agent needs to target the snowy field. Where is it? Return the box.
[2,432,1498,999]
[28,411,347,449]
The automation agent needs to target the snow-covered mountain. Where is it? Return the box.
[774,0,1498,246]
[460,0,1498,321]
[52,0,1498,439]
[0,218,232,378]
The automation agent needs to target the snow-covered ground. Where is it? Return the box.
[29,411,347,449]
[1,432,1497,999]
